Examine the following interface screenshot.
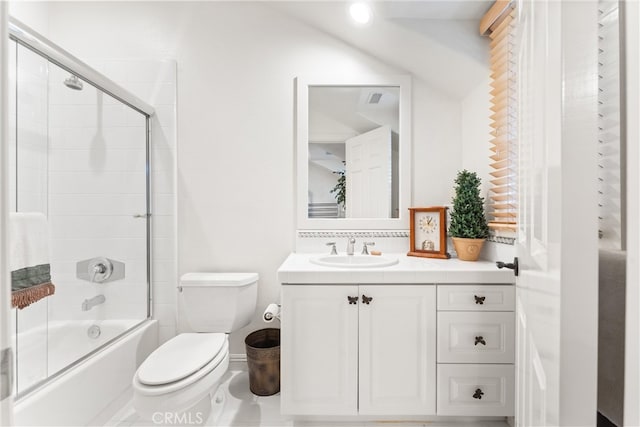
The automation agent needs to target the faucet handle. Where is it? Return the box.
[361,242,376,255]
[326,242,338,255]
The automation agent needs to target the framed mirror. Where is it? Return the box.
[296,75,411,230]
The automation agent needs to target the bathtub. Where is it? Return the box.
[14,319,158,426]
[17,318,146,391]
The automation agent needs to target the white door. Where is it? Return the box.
[280,285,359,416]
[624,1,640,424]
[345,125,392,218]
[515,0,598,425]
[358,285,436,415]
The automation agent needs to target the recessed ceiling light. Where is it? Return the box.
[349,2,372,25]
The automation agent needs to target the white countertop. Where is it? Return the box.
[277,252,514,284]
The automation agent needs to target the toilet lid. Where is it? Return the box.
[137,333,227,386]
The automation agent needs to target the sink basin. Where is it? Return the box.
[311,255,399,269]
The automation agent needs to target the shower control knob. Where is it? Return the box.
[93,263,107,274]
[88,257,113,283]
[77,257,124,284]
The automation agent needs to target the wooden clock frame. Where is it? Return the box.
[407,206,450,259]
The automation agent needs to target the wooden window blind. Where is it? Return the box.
[598,0,625,250]
[482,2,517,233]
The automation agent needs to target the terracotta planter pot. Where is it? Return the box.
[451,237,486,261]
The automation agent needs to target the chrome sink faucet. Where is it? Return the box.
[361,242,375,255]
[326,242,338,255]
[346,237,356,256]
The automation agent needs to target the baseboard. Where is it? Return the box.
[230,353,247,363]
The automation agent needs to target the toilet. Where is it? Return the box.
[132,272,258,423]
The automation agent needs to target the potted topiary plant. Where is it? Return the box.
[448,170,490,261]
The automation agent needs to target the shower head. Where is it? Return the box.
[64,74,83,91]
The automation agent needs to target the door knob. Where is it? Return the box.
[473,388,484,399]
[496,257,519,276]
[362,295,373,305]
[347,296,358,305]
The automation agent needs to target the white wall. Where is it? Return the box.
[8,2,49,37]
[29,1,466,354]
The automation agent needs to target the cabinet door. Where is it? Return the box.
[358,285,436,415]
[281,285,359,415]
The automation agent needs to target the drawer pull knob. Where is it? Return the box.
[362,295,373,305]
[347,296,358,305]
[474,295,486,305]
[473,388,484,399]
[475,336,486,346]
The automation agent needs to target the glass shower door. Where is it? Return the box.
[10,39,51,394]
[10,41,150,396]
[45,59,149,377]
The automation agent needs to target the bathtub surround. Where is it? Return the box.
[8,36,154,392]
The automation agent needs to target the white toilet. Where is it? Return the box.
[132,272,258,424]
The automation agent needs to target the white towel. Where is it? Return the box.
[9,212,50,271]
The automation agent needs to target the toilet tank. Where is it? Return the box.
[178,272,258,333]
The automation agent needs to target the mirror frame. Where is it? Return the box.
[296,75,412,230]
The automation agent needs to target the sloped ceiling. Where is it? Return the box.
[269,1,492,99]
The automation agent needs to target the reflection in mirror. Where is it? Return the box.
[296,75,411,230]
[308,86,399,219]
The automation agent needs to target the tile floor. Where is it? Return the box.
[105,362,510,427]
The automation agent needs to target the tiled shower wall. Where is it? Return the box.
[47,63,149,326]
[47,58,178,342]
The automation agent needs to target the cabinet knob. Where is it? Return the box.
[474,336,486,346]
[347,296,358,305]
[473,388,484,399]
[362,294,373,305]
[474,295,486,305]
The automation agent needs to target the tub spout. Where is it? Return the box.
[82,294,105,311]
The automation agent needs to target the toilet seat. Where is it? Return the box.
[133,333,229,396]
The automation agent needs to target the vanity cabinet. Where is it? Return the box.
[281,284,437,416]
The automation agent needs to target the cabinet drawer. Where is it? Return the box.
[437,285,515,311]
[437,364,514,416]
[437,312,514,363]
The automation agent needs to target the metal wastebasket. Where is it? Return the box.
[245,328,280,396]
